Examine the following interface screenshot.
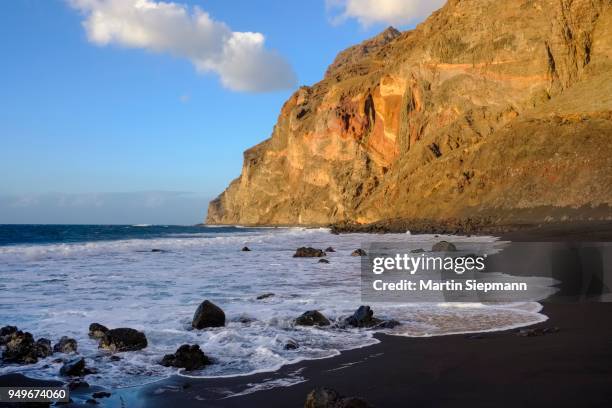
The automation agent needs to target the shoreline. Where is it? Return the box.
[1,224,611,407]
[113,302,612,407]
[5,302,604,407]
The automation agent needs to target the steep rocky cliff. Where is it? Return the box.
[207,0,612,226]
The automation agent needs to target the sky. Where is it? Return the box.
[0,0,444,224]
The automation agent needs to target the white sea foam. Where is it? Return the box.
[0,228,547,388]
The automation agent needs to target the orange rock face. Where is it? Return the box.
[207,0,612,226]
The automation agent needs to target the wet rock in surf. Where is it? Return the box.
[295,310,331,326]
[325,247,336,252]
[318,258,330,263]
[2,330,38,364]
[431,241,456,252]
[241,246,251,251]
[305,387,373,408]
[284,339,299,350]
[256,293,274,300]
[54,336,78,354]
[99,328,147,352]
[91,391,111,399]
[344,305,399,329]
[0,325,18,345]
[192,300,226,329]
[60,357,86,377]
[160,344,211,371]
[351,249,367,257]
[88,323,109,339]
[35,338,53,357]
[294,247,326,257]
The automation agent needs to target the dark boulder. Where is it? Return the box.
[35,338,53,357]
[295,310,331,327]
[60,357,86,377]
[325,247,336,252]
[53,336,78,354]
[345,306,380,328]
[88,323,109,339]
[294,247,326,257]
[344,306,399,329]
[99,328,147,352]
[283,339,299,350]
[256,293,274,300]
[305,387,341,408]
[318,258,330,264]
[0,325,18,345]
[351,249,367,257]
[2,330,38,364]
[431,241,456,252]
[160,344,210,371]
[68,379,90,390]
[91,391,111,399]
[304,387,374,408]
[241,246,251,251]
[192,300,226,329]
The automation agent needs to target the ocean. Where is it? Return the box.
[0,225,546,388]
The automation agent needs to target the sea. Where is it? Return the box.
[0,225,547,388]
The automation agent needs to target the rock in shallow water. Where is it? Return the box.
[54,336,78,354]
[241,246,251,251]
[345,306,399,329]
[294,247,326,257]
[192,300,226,329]
[160,344,211,371]
[431,241,456,252]
[351,249,367,257]
[88,323,109,339]
[60,357,86,377]
[2,330,38,364]
[325,247,336,252]
[99,328,147,352]
[35,338,53,357]
[318,258,330,264]
[295,310,331,326]
[256,293,274,300]
[0,325,18,346]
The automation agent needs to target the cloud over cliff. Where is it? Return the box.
[327,0,446,27]
[68,0,297,92]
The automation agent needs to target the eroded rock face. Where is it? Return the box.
[192,300,226,329]
[99,328,147,352]
[206,0,612,227]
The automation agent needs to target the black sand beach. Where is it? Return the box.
[2,223,611,407]
[115,303,612,407]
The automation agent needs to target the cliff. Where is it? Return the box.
[207,0,612,227]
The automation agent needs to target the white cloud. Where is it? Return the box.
[68,0,296,92]
[327,0,446,27]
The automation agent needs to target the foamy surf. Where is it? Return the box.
[0,227,547,388]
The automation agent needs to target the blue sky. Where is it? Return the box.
[0,0,443,224]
